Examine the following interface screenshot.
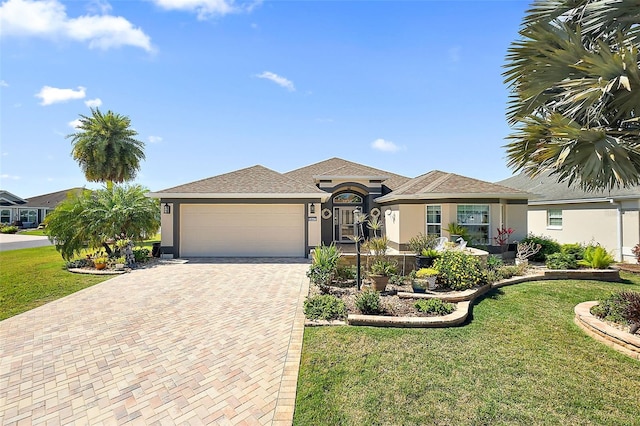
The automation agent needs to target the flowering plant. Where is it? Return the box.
[494,226,514,248]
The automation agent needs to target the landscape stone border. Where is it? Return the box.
[305,268,623,328]
[574,301,640,361]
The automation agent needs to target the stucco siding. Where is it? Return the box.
[383,206,400,247]
[161,204,174,246]
[506,204,528,242]
[308,203,321,247]
[399,204,425,243]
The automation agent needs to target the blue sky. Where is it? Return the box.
[1,0,530,198]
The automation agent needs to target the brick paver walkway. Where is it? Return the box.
[0,259,310,425]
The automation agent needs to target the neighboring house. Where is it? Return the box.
[499,173,640,262]
[149,158,529,258]
[0,188,84,228]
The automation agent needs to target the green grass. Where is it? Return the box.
[18,229,47,236]
[295,273,640,425]
[0,246,111,321]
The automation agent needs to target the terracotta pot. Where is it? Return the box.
[369,275,389,292]
[95,263,107,270]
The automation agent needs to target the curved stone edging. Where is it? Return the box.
[68,268,127,275]
[574,301,640,361]
[398,283,492,302]
[347,301,470,328]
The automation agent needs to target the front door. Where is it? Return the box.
[334,207,355,242]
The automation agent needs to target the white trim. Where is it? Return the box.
[529,195,640,206]
[147,192,330,201]
[425,204,442,237]
[375,192,529,203]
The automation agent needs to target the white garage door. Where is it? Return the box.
[180,204,305,257]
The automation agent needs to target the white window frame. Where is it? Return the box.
[426,205,442,237]
[19,209,37,224]
[547,209,563,229]
[457,204,490,244]
[0,209,11,224]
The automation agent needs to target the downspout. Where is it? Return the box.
[609,199,623,262]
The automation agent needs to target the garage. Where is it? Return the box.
[180,204,305,257]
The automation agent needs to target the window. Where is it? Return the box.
[19,209,37,224]
[333,193,363,204]
[426,205,441,236]
[547,209,562,228]
[0,209,10,224]
[457,204,490,244]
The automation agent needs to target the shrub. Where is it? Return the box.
[620,291,640,334]
[307,243,341,287]
[414,298,455,315]
[355,289,382,314]
[561,243,585,261]
[370,259,398,276]
[408,233,438,255]
[433,250,485,291]
[65,258,91,269]
[591,293,628,324]
[303,295,347,320]
[133,247,150,263]
[578,245,614,269]
[0,225,19,234]
[545,252,578,270]
[486,255,504,271]
[388,274,405,286]
[520,234,561,261]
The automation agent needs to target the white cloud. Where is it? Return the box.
[256,71,295,91]
[84,98,102,107]
[371,138,402,153]
[68,118,82,129]
[87,0,112,15]
[0,80,8,87]
[152,0,260,20]
[148,135,163,143]
[0,0,153,52]
[36,86,86,106]
[0,174,21,180]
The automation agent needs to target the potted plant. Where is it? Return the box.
[115,256,127,270]
[93,256,107,270]
[420,248,441,268]
[408,233,438,269]
[368,259,397,292]
[446,222,469,242]
[412,267,439,292]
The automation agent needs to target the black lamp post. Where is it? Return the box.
[354,207,363,290]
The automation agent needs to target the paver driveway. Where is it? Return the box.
[0,259,310,425]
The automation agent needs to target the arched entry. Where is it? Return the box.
[332,192,364,242]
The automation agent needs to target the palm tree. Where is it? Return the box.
[45,185,160,260]
[68,108,145,188]
[503,0,640,191]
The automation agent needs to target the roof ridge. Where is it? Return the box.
[421,171,451,192]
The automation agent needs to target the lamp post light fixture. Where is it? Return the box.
[353,206,363,290]
[163,203,171,214]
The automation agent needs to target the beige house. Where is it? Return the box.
[149,158,529,258]
[0,188,83,228]
[499,173,640,263]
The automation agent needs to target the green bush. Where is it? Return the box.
[414,298,455,315]
[433,250,485,291]
[520,234,561,262]
[591,292,630,324]
[65,258,91,269]
[545,252,578,270]
[133,247,150,263]
[0,225,19,234]
[335,265,356,281]
[307,243,341,286]
[486,255,504,271]
[408,233,438,255]
[561,243,585,260]
[303,295,347,320]
[355,289,382,314]
[578,245,614,269]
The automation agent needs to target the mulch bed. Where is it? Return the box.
[309,280,456,317]
[615,263,640,274]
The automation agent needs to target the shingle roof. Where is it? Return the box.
[284,157,410,190]
[376,170,529,202]
[498,172,640,202]
[153,165,327,197]
[22,188,85,208]
[0,190,26,206]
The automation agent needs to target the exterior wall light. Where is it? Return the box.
[163,203,171,214]
[310,203,316,214]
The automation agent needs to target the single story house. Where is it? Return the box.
[0,188,83,228]
[499,173,640,263]
[149,158,529,258]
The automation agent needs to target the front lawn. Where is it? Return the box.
[295,272,640,425]
[0,246,111,321]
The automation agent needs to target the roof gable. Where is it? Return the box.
[22,188,85,208]
[154,165,327,197]
[376,170,529,202]
[284,157,410,189]
[498,172,640,202]
[0,190,26,206]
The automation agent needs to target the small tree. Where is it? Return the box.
[46,185,160,260]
